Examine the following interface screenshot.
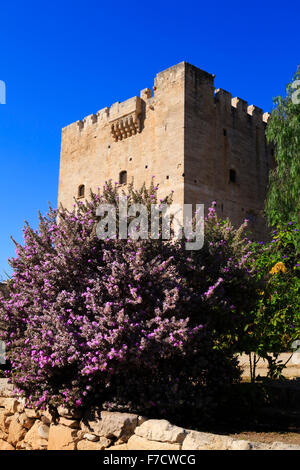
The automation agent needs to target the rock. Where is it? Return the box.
[183,431,253,450]
[37,423,50,439]
[251,441,270,450]
[230,439,252,450]
[7,415,27,446]
[0,439,15,450]
[270,441,300,450]
[80,407,102,434]
[4,398,19,414]
[0,409,10,433]
[80,422,93,434]
[59,417,79,429]
[77,437,111,450]
[83,433,99,442]
[135,419,186,444]
[24,408,41,419]
[24,421,48,450]
[17,402,25,413]
[0,429,7,440]
[0,380,13,397]
[16,441,28,450]
[127,435,181,450]
[182,431,218,450]
[40,410,52,425]
[76,430,85,440]
[17,397,26,407]
[57,406,82,419]
[5,415,13,428]
[47,424,78,450]
[18,412,35,430]
[137,416,148,426]
[216,435,236,450]
[0,397,7,407]
[99,411,138,442]
[18,441,31,450]
[106,443,128,450]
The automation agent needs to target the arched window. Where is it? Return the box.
[229,169,236,183]
[119,171,127,185]
[78,184,85,198]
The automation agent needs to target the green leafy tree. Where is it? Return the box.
[265,65,300,227]
[245,223,300,382]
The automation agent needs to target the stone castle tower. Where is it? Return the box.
[58,62,273,240]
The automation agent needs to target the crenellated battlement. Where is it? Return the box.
[62,62,267,139]
[231,96,249,115]
[215,88,266,125]
[63,95,148,136]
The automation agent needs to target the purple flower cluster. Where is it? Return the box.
[0,183,257,419]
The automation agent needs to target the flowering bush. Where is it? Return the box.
[0,182,258,421]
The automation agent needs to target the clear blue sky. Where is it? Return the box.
[0,0,298,278]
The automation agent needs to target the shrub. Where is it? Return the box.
[0,182,258,422]
[245,222,300,380]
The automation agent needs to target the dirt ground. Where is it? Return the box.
[239,353,300,379]
[229,431,300,445]
[208,355,300,446]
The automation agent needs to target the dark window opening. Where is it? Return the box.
[145,165,148,169]
[229,169,236,183]
[78,184,85,198]
[223,128,227,136]
[166,175,169,180]
[246,211,257,226]
[119,171,127,185]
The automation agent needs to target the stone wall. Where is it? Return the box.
[0,381,299,451]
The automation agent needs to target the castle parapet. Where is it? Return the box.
[154,62,186,91]
[247,104,264,123]
[140,88,152,100]
[215,89,267,126]
[83,114,98,126]
[215,88,232,113]
[109,96,142,141]
[231,97,249,116]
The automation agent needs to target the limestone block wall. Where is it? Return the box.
[0,382,299,451]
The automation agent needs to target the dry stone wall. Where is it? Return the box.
[0,381,299,451]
